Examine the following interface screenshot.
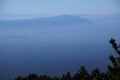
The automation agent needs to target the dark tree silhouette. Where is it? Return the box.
[106,38,120,80]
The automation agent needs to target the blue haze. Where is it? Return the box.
[0,14,120,80]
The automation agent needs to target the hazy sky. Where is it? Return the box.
[0,0,120,15]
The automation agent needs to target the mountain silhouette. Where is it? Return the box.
[0,15,91,27]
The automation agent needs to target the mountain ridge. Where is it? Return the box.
[0,15,91,27]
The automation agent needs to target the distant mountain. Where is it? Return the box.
[0,15,91,27]
[77,13,120,21]
[0,13,46,20]
[101,13,120,20]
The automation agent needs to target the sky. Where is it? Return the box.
[0,0,120,15]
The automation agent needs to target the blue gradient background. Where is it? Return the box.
[0,0,120,80]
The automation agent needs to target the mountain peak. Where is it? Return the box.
[0,15,91,27]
